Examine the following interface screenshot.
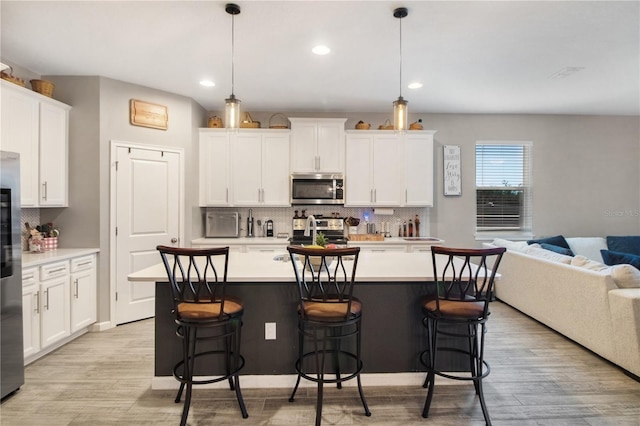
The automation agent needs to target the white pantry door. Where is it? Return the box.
[114,145,181,325]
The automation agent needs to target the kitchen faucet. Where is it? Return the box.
[304,215,317,245]
[247,208,254,237]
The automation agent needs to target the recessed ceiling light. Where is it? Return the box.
[408,82,423,89]
[200,80,215,87]
[312,45,330,55]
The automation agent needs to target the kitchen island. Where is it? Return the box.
[129,250,469,389]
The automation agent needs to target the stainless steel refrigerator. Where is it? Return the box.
[1,151,24,400]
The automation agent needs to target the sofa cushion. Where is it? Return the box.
[540,243,574,256]
[491,238,529,253]
[601,249,640,270]
[525,245,573,264]
[606,236,640,256]
[527,235,570,249]
[566,237,608,262]
[570,255,609,272]
[609,264,640,288]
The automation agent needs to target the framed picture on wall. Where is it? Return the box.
[443,145,461,196]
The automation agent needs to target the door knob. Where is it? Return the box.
[171,238,178,243]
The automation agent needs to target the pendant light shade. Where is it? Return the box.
[393,7,408,133]
[225,3,241,129]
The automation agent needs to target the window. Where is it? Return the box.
[475,142,532,237]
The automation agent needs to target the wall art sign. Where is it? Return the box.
[443,145,461,196]
[130,99,168,130]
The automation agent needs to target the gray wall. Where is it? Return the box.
[42,76,207,324]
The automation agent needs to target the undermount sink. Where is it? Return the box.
[403,237,440,241]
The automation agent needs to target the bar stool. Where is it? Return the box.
[157,245,248,426]
[286,245,371,426]
[420,246,505,425]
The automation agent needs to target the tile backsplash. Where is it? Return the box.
[202,206,430,239]
[20,208,40,251]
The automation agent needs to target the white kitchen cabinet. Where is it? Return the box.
[39,261,71,349]
[70,255,97,333]
[290,118,346,173]
[22,268,40,359]
[232,131,290,206]
[199,130,232,206]
[345,132,402,206]
[404,132,435,207]
[0,80,70,207]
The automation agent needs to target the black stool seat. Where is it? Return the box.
[287,245,371,426]
[420,245,505,426]
[157,245,249,426]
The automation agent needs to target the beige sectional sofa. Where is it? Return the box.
[488,238,640,378]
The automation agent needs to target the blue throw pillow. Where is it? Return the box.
[527,235,570,249]
[540,243,574,256]
[601,249,640,270]
[606,236,640,257]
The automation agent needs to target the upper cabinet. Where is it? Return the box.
[232,131,290,206]
[289,118,346,173]
[404,132,435,206]
[1,80,70,207]
[199,128,290,207]
[345,130,436,207]
[345,132,402,206]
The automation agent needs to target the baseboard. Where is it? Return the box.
[151,372,449,390]
[89,321,113,332]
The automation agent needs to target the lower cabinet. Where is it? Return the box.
[22,253,97,363]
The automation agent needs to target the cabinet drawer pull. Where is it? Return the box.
[75,261,92,268]
[47,267,67,274]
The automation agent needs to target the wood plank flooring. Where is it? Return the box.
[1,301,639,425]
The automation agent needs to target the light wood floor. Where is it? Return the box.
[1,301,639,426]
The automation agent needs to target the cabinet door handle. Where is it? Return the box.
[42,181,48,200]
[374,189,377,203]
[44,289,49,310]
[35,292,40,314]
[226,188,229,202]
[74,279,79,299]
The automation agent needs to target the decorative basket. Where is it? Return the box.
[409,119,424,130]
[208,116,223,128]
[42,237,59,251]
[268,113,289,129]
[30,79,55,97]
[378,119,394,130]
[1,66,26,87]
[355,120,371,130]
[240,112,260,128]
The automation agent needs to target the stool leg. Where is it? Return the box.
[356,320,371,417]
[224,323,235,391]
[289,320,304,402]
[232,320,249,418]
[175,325,187,403]
[180,326,197,426]
[477,323,491,426]
[332,325,342,389]
[315,326,327,426]
[422,318,438,418]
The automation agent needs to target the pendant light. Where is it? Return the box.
[225,3,241,130]
[393,7,408,133]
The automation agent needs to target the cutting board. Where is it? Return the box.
[348,234,385,241]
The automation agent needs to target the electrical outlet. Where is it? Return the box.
[265,322,276,340]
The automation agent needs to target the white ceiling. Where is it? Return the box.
[1,1,639,116]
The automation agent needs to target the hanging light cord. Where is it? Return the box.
[231,12,235,96]
[398,14,403,98]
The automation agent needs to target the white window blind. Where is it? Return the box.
[476,142,532,234]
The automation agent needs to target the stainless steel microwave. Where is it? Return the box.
[290,173,345,205]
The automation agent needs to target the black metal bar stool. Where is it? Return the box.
[286,245,371,426]
[157,245,249,426]
[420,245,505,425]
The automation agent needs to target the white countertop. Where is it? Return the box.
[129,251,437,283]
[22,248,100,268]
[191,236,444,246]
